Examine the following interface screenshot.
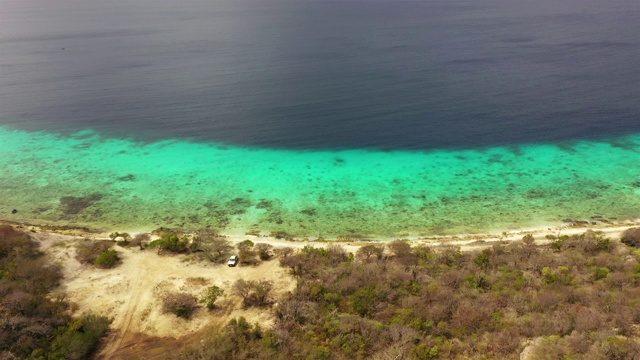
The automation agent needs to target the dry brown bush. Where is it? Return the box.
[276,246,294,259]
[621,227,640,247]
[572,306,605,333]
[161,292,198,319]
[482,329,522,357]
[233,279,274,307]
[130,233,150,249]
[565,331,591,354]
[450,300,491,336]
[356,244,385,261]
[530,287,567,312]
[0,226,108,359]
[75,240,113,265]
[255,242,274,260]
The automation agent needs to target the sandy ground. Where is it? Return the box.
[221,220,640,252]
[18,219,639,359]
[32,233,296,359]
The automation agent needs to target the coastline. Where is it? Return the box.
[5,216,639,359]
[5,217,639,251]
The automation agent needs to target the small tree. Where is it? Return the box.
[233,279,273,307]
[151,234,189,253]
[237,240,255,252]
[194,233,234,263]
[278,247,294,259]
[389,240,412,258]
[131,233,150,250]
[238,240,258,265]
[255,243,274,260]
[200,285,224,310]
[621,228,640,248]
[357,244,385,261]
[474,249,491,269]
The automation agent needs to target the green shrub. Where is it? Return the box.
[48,314,111,360]
[550,238,565,251]
[593,267,610,280]
[350,285,385,317]
[150,234,189,253]
[237,240,255,251]
[595,237,612,252]
[109,231,131,242]
[95,249,119,268]
[412,344,439,359]
[200,285,224,310]
[474,249,491,269]
[465,274,489,290]
[542,266,574,285]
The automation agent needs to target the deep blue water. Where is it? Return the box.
[1,0,639,150]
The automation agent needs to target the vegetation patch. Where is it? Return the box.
[46,314,111,359]
[149,233,189,253]
[178,230,640,359]
[0,226,109,359]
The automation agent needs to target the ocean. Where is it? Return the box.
[1,0,639,237]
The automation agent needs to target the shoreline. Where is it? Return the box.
[4,218,639,251]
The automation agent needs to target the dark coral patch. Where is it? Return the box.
[117,174,136,181]
[60,194,103,215]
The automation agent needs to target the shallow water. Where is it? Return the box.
[1,127,638,237]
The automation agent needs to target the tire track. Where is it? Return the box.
[98,256,147,359]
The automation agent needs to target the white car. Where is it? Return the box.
[227,255,239,267]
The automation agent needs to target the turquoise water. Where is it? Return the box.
[1,126,638,238]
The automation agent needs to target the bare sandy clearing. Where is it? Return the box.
[33,234,295,359]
